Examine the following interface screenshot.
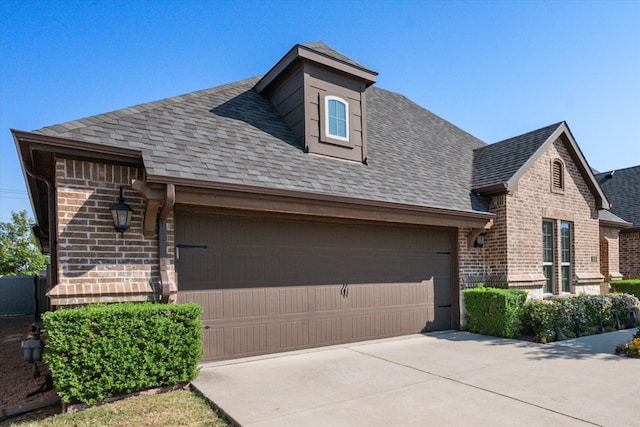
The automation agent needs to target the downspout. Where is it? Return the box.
[158,184,175,303]
[24,168,57,291]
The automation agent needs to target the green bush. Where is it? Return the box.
[463,286,527,338]
[520,294,639,343]
[43,302,203,405]
[610,280,640,299]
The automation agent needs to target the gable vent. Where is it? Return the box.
[552,159,564,191]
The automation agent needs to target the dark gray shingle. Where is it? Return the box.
[34,77,487,214]
[595,166,640,227]
[472,122,563,190]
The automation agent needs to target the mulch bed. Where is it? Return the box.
[0,315,61,422]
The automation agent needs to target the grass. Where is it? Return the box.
[3,390,231,427]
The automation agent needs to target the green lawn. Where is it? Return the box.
[5,390,230,427]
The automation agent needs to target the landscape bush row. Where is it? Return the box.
[610,279,640,299]
[43,302,203,405]
[463,286,640,344]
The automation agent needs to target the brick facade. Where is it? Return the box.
[620,231,640,278]
[599,226,623,293]
[49,158,176,306]
[462,137,604,300]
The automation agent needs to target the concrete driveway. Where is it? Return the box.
[192,329,639,427]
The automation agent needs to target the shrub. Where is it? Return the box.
[521,294,639,343]
[463,286,527,338]
[610,280,640,300]
[608,293,640,329]
[43,302,203,405]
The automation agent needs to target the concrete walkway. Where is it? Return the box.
[192,329,639,427]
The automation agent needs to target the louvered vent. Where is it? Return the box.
[552,159,564,190]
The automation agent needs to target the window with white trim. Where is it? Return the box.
[325,96,349,141]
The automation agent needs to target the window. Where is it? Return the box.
[325,96,349,141]
[560,221,572,293]
[542,219,573,294]
[552,159,564,191]
[542,220,554,293]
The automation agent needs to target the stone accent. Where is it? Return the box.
[620,231,640,279]
[51,158,176,306]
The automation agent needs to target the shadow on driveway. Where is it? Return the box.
[426,328,637,361]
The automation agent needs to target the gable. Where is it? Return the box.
[472,122,609,210]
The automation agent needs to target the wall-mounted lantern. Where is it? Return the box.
[474,232,486,248]
[109,186,133,233]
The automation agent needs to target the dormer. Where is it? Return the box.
[255,42,377,163]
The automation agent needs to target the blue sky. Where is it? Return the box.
[1,0,639,223]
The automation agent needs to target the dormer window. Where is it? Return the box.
[326,96,349,140]
[551,158,565,192]
[319,94,353,148]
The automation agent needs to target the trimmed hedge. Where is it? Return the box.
[610,280,640,300]
[521,294,639,343]
[43,302,203,405]
[463,286,527,338]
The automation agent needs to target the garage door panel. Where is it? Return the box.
[176,209,455,361]
[231,289,266,318]
[278,287,309,314]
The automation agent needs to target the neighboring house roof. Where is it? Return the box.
[596,166,640,229]
[471,121,609,210]
[27,77,487,214]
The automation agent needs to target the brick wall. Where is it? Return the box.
[49,158,176,306]
[508,137,602,294]
[620,231,640,278]
[476,136,603,298]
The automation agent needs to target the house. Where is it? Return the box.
[596,166,640,279]
[12,42,628,361]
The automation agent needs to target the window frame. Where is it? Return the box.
[560,221,572,293]
[542,219,555,294]
[319,94,353,148]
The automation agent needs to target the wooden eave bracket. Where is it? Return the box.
[467,219,493,249]
[131,180,165,235]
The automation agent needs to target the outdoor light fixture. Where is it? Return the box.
[474,232,486,248]
[109,186,133,233]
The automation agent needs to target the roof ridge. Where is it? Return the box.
[476,121,564,151]
[34,76,261,134]
[298,41,376,74]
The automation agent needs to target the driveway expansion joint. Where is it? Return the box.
[346,346,602,427]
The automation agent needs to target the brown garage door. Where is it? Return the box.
[176,208,455,361]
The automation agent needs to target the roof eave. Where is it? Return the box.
[147,173,494,229]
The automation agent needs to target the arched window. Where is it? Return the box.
[325,96,349,141]
[552,159,564,191]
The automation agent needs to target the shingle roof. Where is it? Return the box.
[299,42,376,74]
[33,77,488,213]
[595,166,640,227]
[598,209,631,226]
[472,122,563,190]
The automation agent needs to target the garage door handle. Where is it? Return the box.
[340,283,349,298]
[438,304,452,308]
